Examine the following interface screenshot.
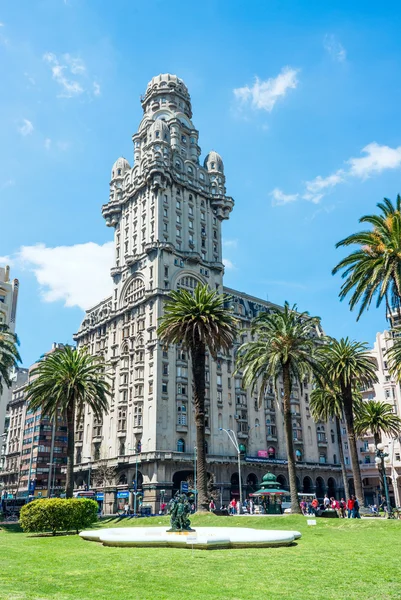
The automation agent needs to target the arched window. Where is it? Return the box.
[177,438,185,452]
[187,165,193,175]
[124,278,145,305]
[176,275,203,292]
[268,446,275,458]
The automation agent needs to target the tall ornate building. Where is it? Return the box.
[74,74,342,512]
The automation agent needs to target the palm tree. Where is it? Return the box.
[310,386,352,501]
[25,346,110,498]
[157,284,236,511]
[354,400,401,498]
[354,399,401,446]
[0,323,21,394]
[332,196,401,320]
[320,338,378,504]
[236,303,323,514]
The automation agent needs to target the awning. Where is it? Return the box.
[250,489,285,496]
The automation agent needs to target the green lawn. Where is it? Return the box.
[1,514,400,600]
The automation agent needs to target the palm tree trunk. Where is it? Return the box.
[341,383,364,505]
[65,403,75,499]
[335,416,350,502]
[190,339,208,511]
[282,363,301,514]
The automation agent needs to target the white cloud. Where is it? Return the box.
[324,34,347,62]
[17,242,114,310]
[223,258,235,270]
[270,188,299,207]
[302,170,345,203]
[233,67,299,113]
[18,119,34,136]
[43,52,98,99]
[0,255,13,266]
[272,143,401,207]
[348,142,401,179]
[223,239,238,249]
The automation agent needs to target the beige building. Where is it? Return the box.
[354,330,401,506]
[74,74,343,512]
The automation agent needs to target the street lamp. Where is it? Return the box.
[219,428,243,513]
[193,446,197,512]
[128,447,140,516]
[369,442,392,516]
[83,456,92,490]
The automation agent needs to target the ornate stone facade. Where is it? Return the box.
[73,74,343,512]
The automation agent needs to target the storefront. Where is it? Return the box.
[116,490,129,511]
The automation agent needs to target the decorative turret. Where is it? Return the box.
[111,157,130,181]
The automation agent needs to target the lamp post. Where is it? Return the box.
[193,446,197,512]
[83,456,92,490]
[219,428,243,513]
[128,447,140,516]
[27,444,38,497]
[369,442,392,516]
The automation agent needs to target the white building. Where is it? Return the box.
[0,266,26,473]
[74,74,343,512]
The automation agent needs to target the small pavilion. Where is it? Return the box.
[250,472,285,514]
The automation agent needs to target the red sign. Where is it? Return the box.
[257,450,268,458]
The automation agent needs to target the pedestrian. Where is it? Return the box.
[249,498,254,515]
[300,500,307,515]
[347,496,355,518]
[331,497,341,517]
[159,501,166,515]
[353,496,361,519]
[209,499,216,512]
[311,497,319,516]
[124,502,130,516]
[229,498,236,515]
[323,494,330,510]
[339,498,346,518]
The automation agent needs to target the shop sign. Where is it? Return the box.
[96,492,104,501]
[257,450,268,458]
[245,456,288,465]
[117,491,129,499]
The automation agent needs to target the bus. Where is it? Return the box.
[282,492,317,512]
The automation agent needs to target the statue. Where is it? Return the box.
[167,492,195,532]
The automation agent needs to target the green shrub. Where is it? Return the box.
[20,498,98,535]
[66,499,98,534]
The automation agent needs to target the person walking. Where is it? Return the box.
[353,496,361,519]
[347,496,355,518]
[323,494,330,510]
[339,498,346,518]
[311,497,319,516]
[123,502,130,516]
[229,498,236,515]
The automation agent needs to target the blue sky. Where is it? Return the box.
[1,0,401,366]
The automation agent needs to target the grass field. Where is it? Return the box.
[1,513,401,600]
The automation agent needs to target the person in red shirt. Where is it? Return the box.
[347,497,355,518]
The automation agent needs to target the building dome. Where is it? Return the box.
[145,73,189,99]
[111,157,130,180]
[262,472,277,483]
[148,119,171,143]
[204,151,224,173]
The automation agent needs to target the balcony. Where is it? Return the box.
[317,439,328,447]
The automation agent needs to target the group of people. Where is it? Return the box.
[300,494,361,518]
[207,498,255,514]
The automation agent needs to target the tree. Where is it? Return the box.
[354,400,401,499]
[332,196,401,320]
[320,338,378,505]
[310,386,353,501]
[236,303,323,514]
[354,399,401,446]
[25,346,110,498]
[0,323,21,394]
[157,284,236,511]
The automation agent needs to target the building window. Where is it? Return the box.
[162,382,168,394]
[177,438,185,452]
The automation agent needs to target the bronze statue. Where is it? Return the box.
[167,492,194,532]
